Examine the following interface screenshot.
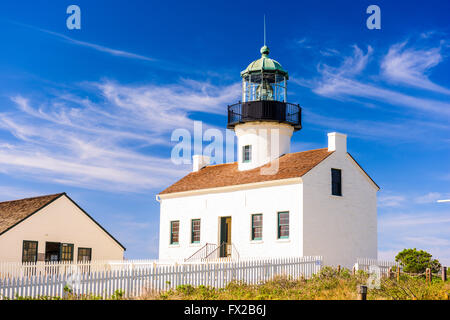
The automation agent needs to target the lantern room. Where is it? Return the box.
[227,45,301,131]
[241,45,288,102]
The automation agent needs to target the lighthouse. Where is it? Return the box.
[227,45,301,171]
[158,34,379,267]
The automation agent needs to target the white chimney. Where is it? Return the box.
[192,155,210,172]
[328,132,347,153]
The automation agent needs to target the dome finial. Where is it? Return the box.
[260,45,269,56]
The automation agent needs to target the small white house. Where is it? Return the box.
[157,45,379,267]
[0,193,125,263]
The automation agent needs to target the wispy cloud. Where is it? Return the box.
[0,186,41,202]
[294,40,450,118]
[379,212,450,228]
[379,210,450,264]
[381,41,450,95]
[37,27,156,62]
[415,192,450,204]
[303,110,448,142]
[378,194,406,208]
[0,79,239,192]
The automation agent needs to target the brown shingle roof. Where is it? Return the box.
[0,193,65,235]
[160,148,333,195]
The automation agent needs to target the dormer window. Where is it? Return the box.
[331,168,342,196]
[243,145,252,163]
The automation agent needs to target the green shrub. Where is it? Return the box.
[395,248,441,273]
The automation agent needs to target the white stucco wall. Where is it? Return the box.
[158,180,303,261]
[302,152,378,268]
[0,195,124,262]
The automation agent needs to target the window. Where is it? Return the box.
[22,241,38,263]
[78,248,92,262]
[278,212,289,239]
[60,243,74,262]
[191,219,201,243]
[243,145,252,163]
[170,221,179,245]
[251,214,263,240]
[331,168,342,196]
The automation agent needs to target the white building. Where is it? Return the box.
[0,193,125,262]
[157,45,379,267]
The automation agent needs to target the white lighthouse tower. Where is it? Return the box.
[227,45,301,171]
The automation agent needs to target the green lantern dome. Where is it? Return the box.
[240,46,289,79]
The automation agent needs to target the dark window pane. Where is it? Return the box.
[61,243,74,262]
[22,241,38,263]
[191,219,201,243]
[171,221,179,244]
[278,212,289,239]
[252,214,263,240]
[78,248,92,262]
[331,169,342,196]
[243,145,252,162]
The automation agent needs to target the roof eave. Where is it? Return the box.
[158,176,304,199]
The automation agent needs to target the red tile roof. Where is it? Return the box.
[160,148,333,195]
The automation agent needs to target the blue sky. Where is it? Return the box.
[0,0,449,263]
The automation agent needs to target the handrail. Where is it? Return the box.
[203,242,240,262]
[184,243,217,262]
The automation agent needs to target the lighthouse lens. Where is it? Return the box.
[256,80,274,100]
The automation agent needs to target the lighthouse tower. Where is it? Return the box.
[227,45,301,171]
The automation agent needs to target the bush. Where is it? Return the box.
[395,248,441,273]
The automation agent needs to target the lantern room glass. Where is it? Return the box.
[242,72,287,103]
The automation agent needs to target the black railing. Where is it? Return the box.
[227,100,302,131]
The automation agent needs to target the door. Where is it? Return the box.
[219,217,231,257]
[45,242,61,262]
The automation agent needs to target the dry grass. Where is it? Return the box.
[136,267,450,300]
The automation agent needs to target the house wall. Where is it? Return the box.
[159,181,303,261]
[302,152,378,268]
[0,196,124,262]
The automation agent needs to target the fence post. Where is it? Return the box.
[442,266,447,282]
[426,268,431,284]
[396,266,400,282]
[357,285,367,300]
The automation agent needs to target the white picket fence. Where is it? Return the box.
[355,258,400,274]
[0,256,322,299]
[0,259,170,279]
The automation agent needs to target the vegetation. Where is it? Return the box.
[6,269,449,300]
[5,289,125,300]
[395,248,441,273]
[137,266,450,300]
